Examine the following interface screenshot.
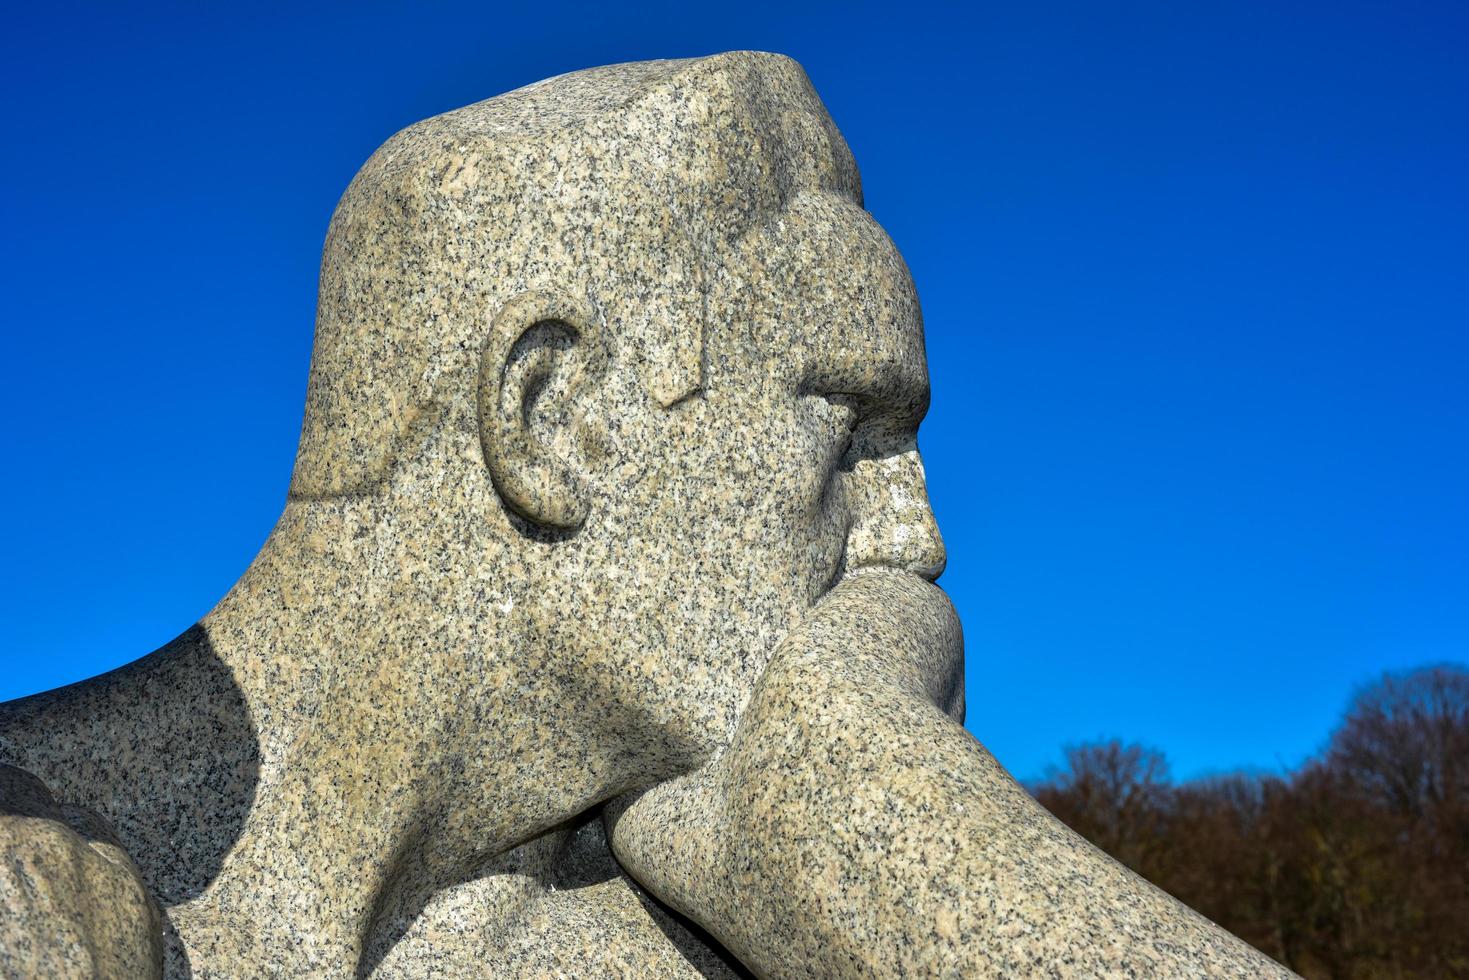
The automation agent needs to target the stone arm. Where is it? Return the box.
[608,571,1294,978]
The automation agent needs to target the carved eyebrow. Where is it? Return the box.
[802,353,929,428]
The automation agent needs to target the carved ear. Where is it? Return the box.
[478,290,606,530]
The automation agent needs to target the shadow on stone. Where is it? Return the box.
[0,625,261,905]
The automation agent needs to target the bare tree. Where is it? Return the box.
[1030,664,1469,978]
[1327,663,1469,818]
[1033,739,1171,870]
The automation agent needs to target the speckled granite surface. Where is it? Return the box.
[0,52,1293,978]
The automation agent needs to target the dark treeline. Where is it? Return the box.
[1030,664,1469,978]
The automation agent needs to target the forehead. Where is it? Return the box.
[455,58,866,406]
[714,192,929,419]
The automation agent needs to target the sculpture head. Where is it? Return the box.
[284,52,946,762]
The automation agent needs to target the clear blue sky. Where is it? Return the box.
[2,2,1464,782]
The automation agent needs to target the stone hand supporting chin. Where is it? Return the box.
[609,569,1292,977]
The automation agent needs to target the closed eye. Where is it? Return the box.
[797,389,862,473]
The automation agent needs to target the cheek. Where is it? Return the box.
[613,393,849,626]
[718,400,850,602]
[584,397,852,724]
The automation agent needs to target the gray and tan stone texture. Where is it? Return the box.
[0,53,1294,977]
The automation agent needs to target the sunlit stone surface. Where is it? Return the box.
[0,53,1292,978]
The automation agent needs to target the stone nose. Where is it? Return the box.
[842,442,947,581]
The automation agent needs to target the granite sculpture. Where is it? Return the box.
[0,52,1295,978]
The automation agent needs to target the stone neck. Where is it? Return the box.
[168,496,624,974]
[165,508,419,974]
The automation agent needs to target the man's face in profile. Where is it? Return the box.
[559,187,946,749]
[278,57,950,765]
